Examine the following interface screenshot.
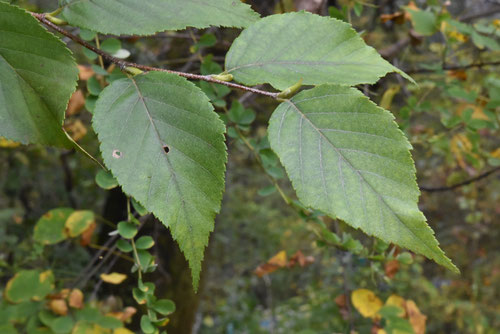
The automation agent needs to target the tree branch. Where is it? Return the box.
[420,166,500,192]
[31,13,279,99]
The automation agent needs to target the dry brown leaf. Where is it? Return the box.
[49,299,68,316]
[254,251,287,277]
[108,306,137,323]
[335,294,347,308]
[385,260,400,278]
[78,65,94,81]
[80,222,97,246]
[69,289,84,309]
[66,90,86,116]
[380,12,406,24]
[447,69,467,81]
[406,300,427,334]
[288,250,315,268]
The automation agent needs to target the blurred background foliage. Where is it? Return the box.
[1,0,499,333]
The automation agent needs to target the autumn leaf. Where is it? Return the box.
[287,250,315,268]
[0,137,21,148]
[78,65,95,81]
[351,289,383,319]
[254,251,287,277]
[80,222,97,246]
[100,272,127,284]
[380,12,406,24]
[406,300,427,334]
[108,306,137,323]
[66,90,86,116]
[49,299,68,316]
[385,260,400,278]
[69,289,84,309]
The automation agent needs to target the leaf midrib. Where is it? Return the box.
[130,77,195,242]
[285,98,441,258]
[227,60,389,73]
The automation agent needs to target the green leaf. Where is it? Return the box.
[136,236,155,250]
[5,270,54,303]
[140,315,155,334]
[268,85,457,273]
[0,3,78,147]
[100,38,121,54]
[225,12,412,90]
[131,197,149,216]
[152,299,176,316]
[95,170,119,190]
[50,316,74,334]
[92,72,227,289]
[406,8,438,36]
[33,208,74,245]
[228,101,256,125]
[117,221,137,239]
[116,239,133,253]
[62,0,260,36]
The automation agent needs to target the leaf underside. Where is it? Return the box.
[92,72,227,289]
[0,3,77,147]
[268,85,457,272]
[226,11,413,90]
[62,0,260,36]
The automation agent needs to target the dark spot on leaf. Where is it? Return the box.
[163,145,170,154]
[112,150,122,158]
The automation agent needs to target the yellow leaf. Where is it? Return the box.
[100,272,127,285]
[254,251,287,277]
[351,289,383,318]
[385,294,406,317]
[491,148,500,159]
[113,329,134,334]
[406,300,426,334]
[0,137,20,148]
[268,250,287,267]
[380,86,400,110]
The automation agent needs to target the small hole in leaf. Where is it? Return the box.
[163,145,170,154]
[112,150,122,158]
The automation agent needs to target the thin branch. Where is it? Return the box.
[420,166,500,192]
[31,13,279,99]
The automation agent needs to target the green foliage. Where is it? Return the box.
[225,12,412,90]
[0,3,77,147]
[268,85,456,272]
[33,208,74,245]
[92,72,227,289]
[61,0,260,35]
[4,270,54,303]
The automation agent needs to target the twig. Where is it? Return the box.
[420,166,500,192]
[31,13,279,99]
